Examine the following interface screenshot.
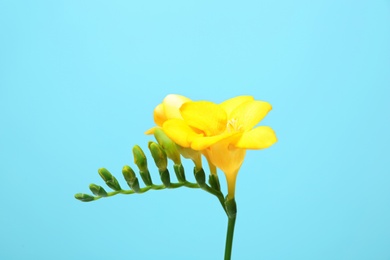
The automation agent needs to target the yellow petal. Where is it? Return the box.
[230,100,272,131]
[235,126,277,149]
[219,96,254,117]
[191,132,238,150]
[204,141,245,199]
[163,94,191,119]
[180,101,227,136]
[153,104,167,126]
[162,119,202,148]
[145,126,157,135]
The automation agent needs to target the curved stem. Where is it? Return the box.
[86,181,201,201]
[224,216,236,260]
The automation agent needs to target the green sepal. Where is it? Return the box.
[89,184,108,197]
[129,178,141,193]
[74,193,95,202]
[173,164,186,182]
[159,169,171,188]
[122,165,141,193]
[194,167,206,186]
[148,141,167,171]
[208,174,221,191]
[98,168,122,191]
[225,197,237,219]
[139,170,153,186]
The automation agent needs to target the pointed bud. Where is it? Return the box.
[148,141,167,172]
[173,164,186,182]
[74,193,95,202]
[98,168,122,191]
[153,128,181,165]
[132,145,153,186]
[89,184,108,197]
[122,165,141,193]
[133,145,148,172]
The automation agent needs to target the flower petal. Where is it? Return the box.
[219,96,254,117]
[191,132,238,150]
[163,94,191,119]
[234,126,277,149]
[153,104,167,126]
[145,126,157,135]
[180,101,227,136]
[162,119,202,148]
[230,100,272,131]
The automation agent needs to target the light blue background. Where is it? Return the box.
[1,1,389,259]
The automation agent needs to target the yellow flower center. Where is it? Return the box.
[227,118,242,133]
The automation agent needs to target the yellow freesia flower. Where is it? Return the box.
[146,94,203,170]
[150,94,277,199]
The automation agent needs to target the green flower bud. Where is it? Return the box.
[154,128,181,165]
[148,141,167,172]
[132,145,148,172]
[98,168,122,191]
[74,193,95,202]
[122,165,141,193]
[132,145,153,186]
[89,184,108,197]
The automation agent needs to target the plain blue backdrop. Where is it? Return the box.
[1,1,389,259]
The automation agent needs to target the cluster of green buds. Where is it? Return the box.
[75,129,226,212]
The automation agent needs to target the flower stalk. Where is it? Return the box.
[75,94,277,259]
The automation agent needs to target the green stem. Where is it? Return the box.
[85,181,201,201]
[201,185,226,213]
[224,216,236,260]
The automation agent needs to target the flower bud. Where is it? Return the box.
[133,145,148,172]
[148,141,167,172]
[74,193,95,202]
[122,165,141,193]
[98,168,122,191]
[89,184,108,197]
[132,145,153,186]
[153,128,181,165]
